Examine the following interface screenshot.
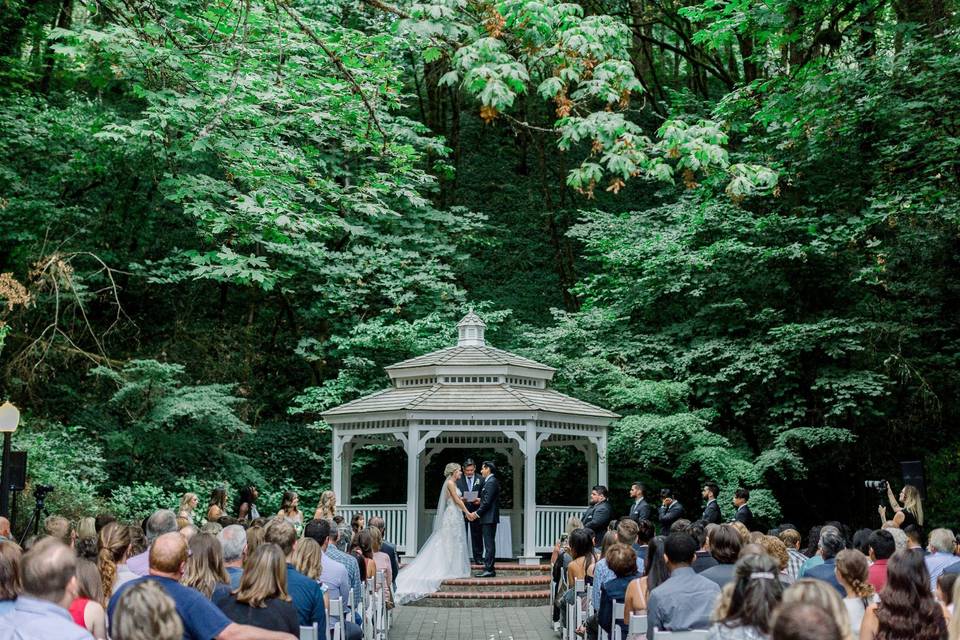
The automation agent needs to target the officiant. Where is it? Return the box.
[456,458,485,564]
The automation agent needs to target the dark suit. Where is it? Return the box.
[456,473,485,563]
[734,504,754,531]
[381,540,399,588]
[658,501,684,532]
[581,500,613,540]
[475,474,500,572]
[630,498,654,523]
[701,499,722,525]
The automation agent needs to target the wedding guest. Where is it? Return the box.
[207,487,229,522]
[246,524,265,557]
[350,513,365,539]
[852,529,873,556]
[235,486,260,523]
[127,526,147,558]
[75,537,99,563]
[127,510,178,577]
[807,529,847,596]
[368,516,399,587]
[834,549,875,636]
[691,522,719,573]
[624,536,667,631]
[799,525,839,578]
[45,515,75,548]
[701,524,743,588]
[589,531,620,614]
[0,540,22,615]
[758,535,792,583]
[3,538,93,639]
[706,553,783,639]
[860,549,947,640]
[98,522,136,604]
[110,580,184,640]
[582,486,613,540]
[213,543,299,635]
[351,529,377,582]
[880,522,908,552]
[778,529,808,580]
[551,516,584,569]
[730,522,751,545]
[263,518,326,631]
[321,522,362,615]
[277,492,304,537]
[201,522,223,536]
[368,527,394,607]
[304,519,360,638]
[70,558,107,639]
[771,602,843,640]
[180,533,231,599]
[218,525,247,589]
[927,528,958,591]
[178,493,199,525]
[560,528,597,630]
[783,579,853,640]
[936,573,956,622]
[950,580,960,639]
[0,517,11,542]
[314,491,337,521]
[596,544,639,639]
[645,533,721,639]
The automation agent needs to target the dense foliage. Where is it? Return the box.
[1,0,958,531]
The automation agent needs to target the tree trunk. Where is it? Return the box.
[738,33,758,83]
[38,0,72,93]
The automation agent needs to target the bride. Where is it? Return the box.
[395,462,477,604]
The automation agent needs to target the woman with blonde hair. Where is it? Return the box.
[730,521,751,545]
[314,490,337,521]
[98,521,136,604]
[246,525,265,557]
[180,533,230,599]
[782,579,854,640]
[111,580,184,640]
[835,549,876,636]
[213,543,299,634]
[879,481,924,529]
[178,492,199,525]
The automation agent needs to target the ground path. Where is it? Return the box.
[390,605,556,640]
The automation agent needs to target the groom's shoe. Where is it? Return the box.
[479,571,496,578]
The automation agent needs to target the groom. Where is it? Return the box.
[474,460,500,577]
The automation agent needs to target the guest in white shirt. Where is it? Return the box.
[833,549,876,637]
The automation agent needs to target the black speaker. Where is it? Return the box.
[900,460,925,499]
[7,451,26,491]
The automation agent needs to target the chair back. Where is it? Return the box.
[627,614,648,634]
[299,623,319,640]
[652,630,710,639]
[611,601,625,640]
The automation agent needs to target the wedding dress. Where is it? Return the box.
[394,480,471,604]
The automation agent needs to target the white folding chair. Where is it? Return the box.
[374,569,388,640]
[652,630,709,639]
[329,597,344,640]
[627,614,648,635]
[300,623,320,640]
[586,584,594,616]
[575,582,590,633]
[612,601,625,640]
[565,578,585,640]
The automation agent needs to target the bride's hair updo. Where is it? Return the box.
[443,463,461,478]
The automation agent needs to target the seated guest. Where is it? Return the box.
[70,558,107,639]
[180,533,231,599]
[635,519,654,564]
[805,529,846,596]
[925,528,957,591]
[213,543,299,635]
[584,531,618,637]
[111,579,184,640]
[0,541,22,615]
[98,522,136,603]
[595,544,639,639]
[323,522,363,614]
[780,579,852,640]
[706,553,783,639]
[245,525,265,557]
[0,517,11,542]
[701,524,743,588]
[1,538,93,639]
[108,532,295,640]
[879,521,908,552]
[582,486,614,540]
[624,535,670,628]
[866,529,895,592]
[935,573,955,625]
[263,517,326,632]
[560,528,597,630]
[834,549,876,637]
[758,535,792,584]
[592,522,645,614]
[903,524,925,552]
[690,522,718,573]
[368,527,394,607]
[799,526,825,577]
[367,516,399,587]
[303,519,362,640]
[860,549,947,640]
[852,528,873,556]
[771,602,843,640]
[218,525,247,589]
[646,532,721,639]
[127,510,178,577]
[45,515,75,548]
[778,528,808,581]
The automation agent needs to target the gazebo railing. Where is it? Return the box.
[337,504,408,552]
[535,505,583,553]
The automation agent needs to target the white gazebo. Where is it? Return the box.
[321,311,619,563]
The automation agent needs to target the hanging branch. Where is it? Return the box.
[276,0,389,151]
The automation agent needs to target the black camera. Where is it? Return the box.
[864,480,886,492]
[34,484,55,497]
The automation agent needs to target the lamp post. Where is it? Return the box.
[0,401,20,518]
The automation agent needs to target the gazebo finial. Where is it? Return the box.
[456,308,486,347]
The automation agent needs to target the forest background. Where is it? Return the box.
[1,0,958,533]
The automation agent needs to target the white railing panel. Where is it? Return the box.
[338,504,408,553]
[535,505,583,553]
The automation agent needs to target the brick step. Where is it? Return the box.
[438,575,550,592]
[405,590,551,608]
[470,563,551,572]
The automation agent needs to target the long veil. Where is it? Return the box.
[433,479,451,533]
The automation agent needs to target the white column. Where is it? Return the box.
[598,431,608,487]
[511,448,522,556]
[585,440,598,491]
[342,441,353,503]
[521,422,539,565]
[331,430,343,501]
[404,424,419,558]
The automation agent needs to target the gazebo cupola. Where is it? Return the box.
[322,311,619,563]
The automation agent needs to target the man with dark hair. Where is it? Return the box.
[597,545,640,640]
[805,529,846,595]
[456,459,485,565]
[304,519,361,640]
[903,524,925,552]
[700,483,721,524]
[636,519,654,562]
[0,538,92,639]
[582,485,613,540]
[645,533,720,639]
[94,514,117,534]
[629,483,654,523]
[867,529,895,591]
[691,522,718,572]
[699,524,742,588]
[264,518,326,632]
[771,602,842,640]
[732,488,753,531]
[127,509,179,576]
[108,533,294,640]
[658,489,684,532]
[475,461,500,577]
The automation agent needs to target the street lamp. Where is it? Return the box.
[0,401,20,518]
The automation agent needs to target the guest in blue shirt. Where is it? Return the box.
[597,544,641,639]
[107,532,295,640]
[924,528,958,591]
[646,532,721,640]
[805,530,846,597]
[263,518,327,632]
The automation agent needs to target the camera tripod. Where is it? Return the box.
[18,490,50,546]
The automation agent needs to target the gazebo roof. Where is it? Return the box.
[322,383,618,418]
[385,345,555,372]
